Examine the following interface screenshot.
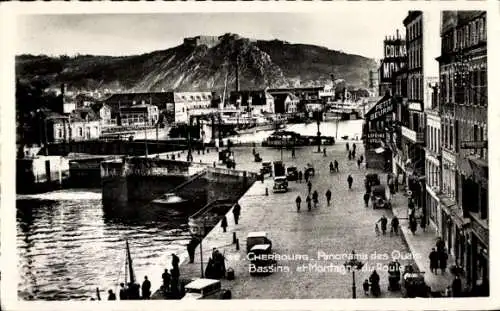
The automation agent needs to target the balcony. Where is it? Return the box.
[401,126,424,144]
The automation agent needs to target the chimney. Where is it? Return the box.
[396,29,400,39]
[235,56,240,92]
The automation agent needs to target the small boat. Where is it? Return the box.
[152,193,188,207]
[188,200,235,236]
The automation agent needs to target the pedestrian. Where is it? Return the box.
[233,203,241,225]
[298,171,303,183]
[170,268,180,295]
[171,253,180,270]
[378,215,388,235]
[363,279,370,295]
[325,189,332,206]
[439,249,448,274]
[162,269,171,292]
[307,180,312,194]
[390,216,399,235]
[304,170,309,183]
[108,289,116,301]
[296,195,302,212]
[306,195,312,211]
[429,248,438,274]
[348,150,352,160]
[142,276,151,299]
[346,142,349,152]
[119,283,127,300]
[375,223,380,236]
[312,190,319,208]
[420,217,427,232]
[352,149,356,159]
[330,162,334,173]
[347,175,353,190]
[187,238,196,263]
[323,148,327,157]
[452,275,462,297]
[357,158,361,169]
[363,192,370,207]
[221,215,228,232]
[436,237,445,253]
[334,160,339,172]
[292,148,296,158]
[352,143,356,151]
[409,216,417,235]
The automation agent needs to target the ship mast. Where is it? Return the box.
[125,240,135,285]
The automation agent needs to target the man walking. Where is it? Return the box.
[292,148,296,158]
[306,195,312,211]
[312,190,319,208]
[298,171,303,183]
[295,195,302,212]
[377,215,388,235]
[429,248,438,274]
[347,175,353,190]
[452,275,462,297]
[346,142,349,152]
[307,180,312,194]
[232,203,241,225]
[325,189,332,206]
[439,249,448,274]
[221,215,228,232]
[334,160,339,172]
[390,216,399,235]
[363,192,370,207]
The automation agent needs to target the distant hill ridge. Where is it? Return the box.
[16,33,378,93]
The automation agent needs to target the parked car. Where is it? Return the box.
[273,176,288,193]
[286,166,298,181]
[246,232,273,253]
[181,278,231,300]
[248,244,276,276]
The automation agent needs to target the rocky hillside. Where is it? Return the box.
[16,33,377,93]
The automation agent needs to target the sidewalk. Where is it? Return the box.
[390,189,457,294]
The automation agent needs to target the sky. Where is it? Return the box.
[16,11,412,60]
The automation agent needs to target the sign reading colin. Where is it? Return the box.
[367,98,394,121]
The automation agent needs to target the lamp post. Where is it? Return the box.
[316,110,321,153]
[343,250,364,299]
[196,216,208,278]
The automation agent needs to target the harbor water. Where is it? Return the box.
[16,120,363,300]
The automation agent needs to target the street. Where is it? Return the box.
[173,142,415,299]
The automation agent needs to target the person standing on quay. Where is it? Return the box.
[142,276,151,299]
[325,189,332,206]
[347,175,353,190]
[296,195,302,212]
[108,289,116,301]
[232,203,241,225]
[119,283,127,300]
[346,143,350,152]
[162,269,171,293]
[221,215,228,232]
[187,239,196,263]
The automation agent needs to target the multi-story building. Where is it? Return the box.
[397,11,440,225]
[171,92,214,124]
[119,104,159,127]
[272,93,300,114]
[438,11,488,294]
[39,107,101,143]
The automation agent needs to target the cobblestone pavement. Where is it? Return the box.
[162,144,415,299]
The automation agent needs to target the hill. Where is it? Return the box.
[16,33,377,93]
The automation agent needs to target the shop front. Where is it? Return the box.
[426,184,441,233]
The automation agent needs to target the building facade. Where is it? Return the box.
[229,90,275,115]
[425,106,442,232]
[119,104,159,127]
[438,11,488,294]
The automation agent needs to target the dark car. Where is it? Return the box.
[371,185,390,209]
[286,166,298,181]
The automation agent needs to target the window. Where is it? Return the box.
[57,128,63,139]
[78,127,83,137]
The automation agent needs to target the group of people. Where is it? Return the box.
[362,270,381,296]
[161,253,181,296]
[375,215,400,236]
[205,248,227,279]
[428,238,449,275]
[107,275,152,301]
